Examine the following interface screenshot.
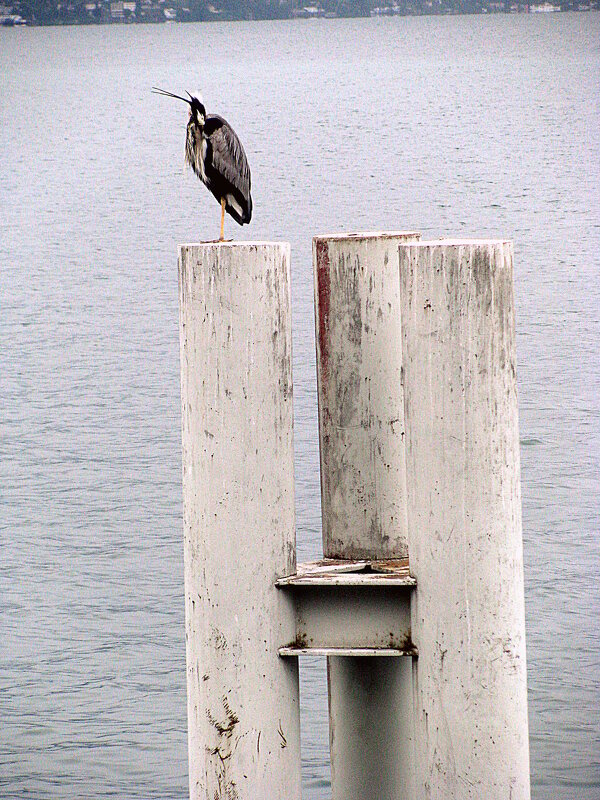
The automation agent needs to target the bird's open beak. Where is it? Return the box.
[151,87,190,105]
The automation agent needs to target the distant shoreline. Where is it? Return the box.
[2,2,598,29]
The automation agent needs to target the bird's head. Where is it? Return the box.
[152,86,206,126]
[188,92,206,127]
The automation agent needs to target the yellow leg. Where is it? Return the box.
[220,198,225,242]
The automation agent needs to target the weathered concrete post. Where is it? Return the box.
[179,243,301,800]
[314,232,420,559]
[313,232,420,799]
[399,240,530,798]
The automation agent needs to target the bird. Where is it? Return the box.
[152,88,252,241]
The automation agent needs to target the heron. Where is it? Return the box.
[152,88,252,241]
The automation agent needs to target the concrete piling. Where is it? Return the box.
[313,232,420,800]
[179,242,301,800]
[399,240,530,798]
[313,232,420,561]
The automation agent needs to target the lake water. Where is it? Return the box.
[1,12,599,799]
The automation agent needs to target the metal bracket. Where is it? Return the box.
[276,558,417,657]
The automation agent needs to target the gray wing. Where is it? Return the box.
[206,115,251,203]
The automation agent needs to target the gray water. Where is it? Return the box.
[1,12,599,799]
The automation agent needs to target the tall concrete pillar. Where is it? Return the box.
[314,232,420,800]
[314,232,420,560]
[399,240,530,798]
[179,242,301,800]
